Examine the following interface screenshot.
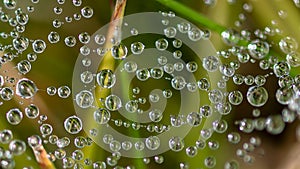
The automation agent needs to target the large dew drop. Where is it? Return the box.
[111,44,128,60]
[169,136,184,152]
[75,90,94,108]
[6,108,23,125]
[105,95,122,111]
[96,69,116,89]
[64,115,83,134]
[16,78,38,99]
[246,86,268,107]
[94,108,111,124]
[247,40,269,59]
[32,39,46,53]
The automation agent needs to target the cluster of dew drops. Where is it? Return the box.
[0,0,300,169]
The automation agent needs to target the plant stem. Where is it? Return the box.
[31,145,56,169]
[156,0,227,34]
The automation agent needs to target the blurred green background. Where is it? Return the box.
[1,0,300,169]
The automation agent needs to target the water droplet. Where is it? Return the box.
[105,94,122,111]
[80,71,93,84]
[81,6,93,18]
[173,39,182,48]
[276,87,294,105]
[197,78,210,90]
[187,112,202,127]
[64,115,83,134]
[149,109,163,122]
[254,75,266,86]
[32,39,46,54]
[58,86,71,98]
[155,38,168,51]
[177,22,190,33]
[171,76,186,90]
[186,146,198,157]
[0,87,14,101]
[228,90,243,105]
[109,140,121,152]
[27,135,42,148]
[286,52,300,67]
[96,69,116,88]
[9,139,26,156]
[16,13,29,25]
[6,108,23,125]
[64,36,77,47]
[252,108,261,117]
[46,86,57,96]
[266,115,285,135]
[0,129,13,144]
[72,150,84,161]
[3,0,17,9]
[246,86,268,107]
[130,42,144,55]
[212,119,228,133]
[224,160,239,169]
[25,104,39,119]
[227,132,240,144]
[188,27,203,41]
[273,61,290,77]
[13,36,29,52]
[136,68,150,81]
[204,156,216,168]
[158,56,168,65]
[78,32,90,44]
[94,108,111,124]
[248,40,269,59]
[94,34,106,45]
[40,123,53,136]
[221,29,240,45]
[169,136,184,152]
[196,139,206,149]
[72,0,82,6]
[202,55,220,72]
[279,36,298,54]
[145,136,160,150]
[75,90,94,108]
[208,89,223,104]
[164,27,177,38]
[239,119,255,133]
[74,136,87,148]
[17,60,31,74]
[186,61,198,72]
[53,6,63,14]
[111,43,128,59]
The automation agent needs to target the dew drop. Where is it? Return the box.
[169,136,184,152]
[25,104,39,119]
[17,60,31,74]
[248,40,269,59]
[64,115,83,134]
[155,38,168,51]
[96,69,116,89]
[202,55,220,72]
[81,6,93,18]
[75,90,94,108]
[94,108,111,124]
[105,94,122,111]
[145,136,160,150]
[58,86,71,98]
[266,115,285,135]
[246,86,268,107]
[9,139,26,156]
[111,43,128,60]
[130,42,144,55]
